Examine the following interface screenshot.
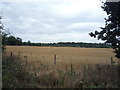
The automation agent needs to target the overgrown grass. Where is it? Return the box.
[2,53,38,88]
[2,53,119,88]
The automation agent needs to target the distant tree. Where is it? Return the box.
[16,37,22,45]
[7,36,17,45]
[27,40,31,46]
[0,15,9,51]
[6,36,23,45]
[89,1,120,58]
[23,42,28,45]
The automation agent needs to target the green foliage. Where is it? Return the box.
[27,40,31,46]
[6,36,22,45]
[22,42,111,48]
[2,53,38,88]
[0,15,23,50]
[2,55,24,88]
[89,2,120,58]
[0,15,7,51]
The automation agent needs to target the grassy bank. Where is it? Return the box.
[2,52,119,88]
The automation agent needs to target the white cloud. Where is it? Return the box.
[66,22,103,29]
[50,0,103,18]
[15,32,103,43]
[1,0,107,43]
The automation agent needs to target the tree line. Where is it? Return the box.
[3,35,111,48]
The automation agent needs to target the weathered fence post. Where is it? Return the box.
[24,56,28,65]
[66,64,67,73]
[17,52,20,59]
[33,61,37,78]
[110,57,114,85]
[20,52,23,59]
[111,57,113,66]
[54,55,56,65]
[31,52,32,61]
[83,65,86,82]
[71,64,73,74]
[10,52,13,58]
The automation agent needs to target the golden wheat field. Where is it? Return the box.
[6,46,118,67]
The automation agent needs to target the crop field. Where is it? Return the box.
[6,46,118,66]
[5,46,119,88]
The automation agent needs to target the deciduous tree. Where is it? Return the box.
[89,1,120,58]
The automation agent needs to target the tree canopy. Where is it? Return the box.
[6,36,22,45]
[0,15,7,51]
[89,1,120,58]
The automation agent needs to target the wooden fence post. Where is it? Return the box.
[111,57,115,85]
[24,56,28,65]
[83,65,86,82]
[71,64,73,74]
[54,55,56,65]
[111,57,113,66]
[66,64,67,73]
[31,53,32,61]
[20,52,23,59]
[18,52,20,59]
[10,52,13,58]
[33,61,37,78]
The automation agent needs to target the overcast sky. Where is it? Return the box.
[1,0,107,43]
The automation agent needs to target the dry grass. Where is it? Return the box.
[4,46,119,88]
[6,46,118,66]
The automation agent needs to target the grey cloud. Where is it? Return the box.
[1,1,107,43]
